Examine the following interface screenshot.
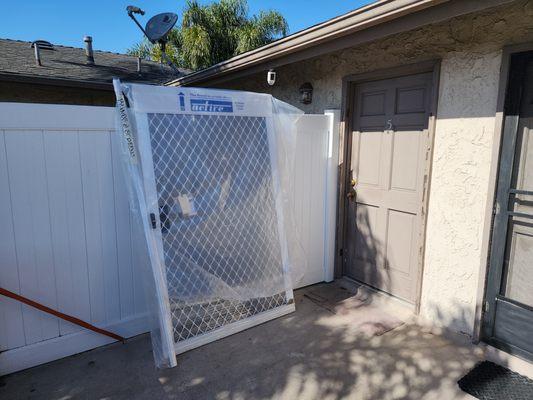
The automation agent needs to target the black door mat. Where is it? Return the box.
[458,360,533,400]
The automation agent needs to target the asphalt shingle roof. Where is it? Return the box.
[0,38,190,85]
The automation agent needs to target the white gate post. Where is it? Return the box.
[323,109,340,282]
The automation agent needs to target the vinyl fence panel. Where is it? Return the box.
[0,103,150,375]
[0,103,338,375]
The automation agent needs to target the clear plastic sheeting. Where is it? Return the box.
[113,80,304,368]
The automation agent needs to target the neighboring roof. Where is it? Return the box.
[169,0,512,86]
[0,38,190,89]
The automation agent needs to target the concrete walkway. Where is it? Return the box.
[0,283,482,399]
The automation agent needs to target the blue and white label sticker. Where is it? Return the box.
[189,92,234,113]
[128,84,272,116]
[179,91,235,113]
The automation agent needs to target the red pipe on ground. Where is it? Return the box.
[0,287,125,343]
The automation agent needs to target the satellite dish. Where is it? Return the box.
[126,6,180,73]
[145,13,178,43]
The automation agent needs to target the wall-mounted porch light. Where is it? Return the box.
[299,82,313,104]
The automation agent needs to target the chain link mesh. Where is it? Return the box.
[148,113,291,344]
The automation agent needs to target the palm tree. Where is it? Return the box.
[127,0,288,71]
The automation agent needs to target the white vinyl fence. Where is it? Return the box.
[0,102,339,375]
[0,104,151,375]
[292,111,339,288]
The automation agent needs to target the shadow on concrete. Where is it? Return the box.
[0,283,487,400]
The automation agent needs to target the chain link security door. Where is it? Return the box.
[113,81,300,368]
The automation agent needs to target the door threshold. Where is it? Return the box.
[338,276,416,322]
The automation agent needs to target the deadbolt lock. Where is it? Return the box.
[350,178,357,187]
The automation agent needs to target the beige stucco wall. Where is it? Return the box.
[214,1,533,112]
[199,0,533,336]
[420,50,502,335]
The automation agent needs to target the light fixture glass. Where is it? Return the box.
[299,82,313,104]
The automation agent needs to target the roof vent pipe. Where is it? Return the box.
[33,43,42,66]
[84,36,94,64]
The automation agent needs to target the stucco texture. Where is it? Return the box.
[216,1,533,114]
[420,50,502,334]
[206,0,533,336]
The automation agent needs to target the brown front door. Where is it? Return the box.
[344,72,433,303]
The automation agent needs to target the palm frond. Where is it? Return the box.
[126,0,288,71]
[181,25,211,70]
[254,10,288,39]
[126,39,154,59]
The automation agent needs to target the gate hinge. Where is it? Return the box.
[339,248,343,257]
[493,202,500,216]
[149,213,157,229]
[483,300,489,313]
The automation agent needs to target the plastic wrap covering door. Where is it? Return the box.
[344,73,432,303]
[483,54,533,362]
[146,113,293,353]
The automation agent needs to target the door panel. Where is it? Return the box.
[501,119,533,307]
[354,204,380,264]
[361,91,386,116]
[391,130,422,191]
[357,131,383,185]
[386,209,416,275]
[503,118,533,307]
[504,227,533,307]
[484,53,533,361]
[344,72,432,303]
[396,87,426,113]
[493,298,533,353]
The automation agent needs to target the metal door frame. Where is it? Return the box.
[480,44,533,362]
[336,60,440,312]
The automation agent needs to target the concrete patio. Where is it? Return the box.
[0,282,483,400]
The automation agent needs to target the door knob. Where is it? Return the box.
[347,187,356,200]
[347,178,357,200]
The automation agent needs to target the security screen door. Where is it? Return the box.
[147,112,295,358]
[114,82,298,367]
[344,72,433,303]
[483,52,533,361]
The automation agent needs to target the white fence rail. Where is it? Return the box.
[0,102,339,375]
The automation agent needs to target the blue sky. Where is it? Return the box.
[2,1,373,53]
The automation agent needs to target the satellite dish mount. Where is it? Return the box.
[126,5,179,72]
